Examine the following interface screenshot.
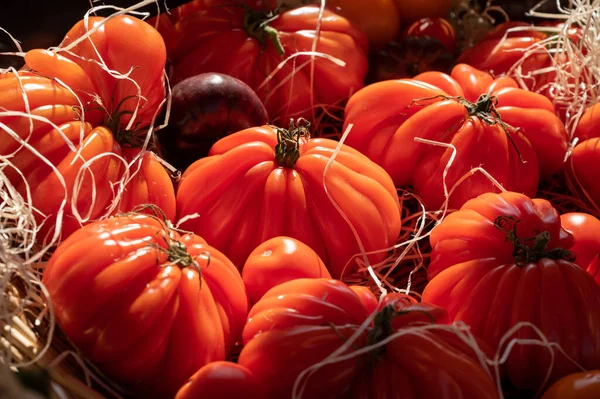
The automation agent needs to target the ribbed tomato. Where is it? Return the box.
[344,63,567,209]
[175,362,263,399]
[1,15,174,241]
[242,236,331,304]
[422,191,600,393]
[176,121,401,278]
[239,278,499,399]
[154,0,368,124]
[42,213,248,398]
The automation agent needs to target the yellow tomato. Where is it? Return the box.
[393,0,454,21]
[327,0,400,48]
[541,370,600,399]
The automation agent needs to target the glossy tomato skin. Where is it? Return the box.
[540,370,600,399]
[350,285,379,314]
[175,362,263,399]
[176,125,401,278]
[239,278,370,399]
[344,63,567,210]
[327,0,400,48]
[560,212,600,283]
[4,16,175,241]
[155,1,368,124]
[422,191,600,392]
[575,102,600,142]
[242,236,331,304]
[42,214,248,398]
[567,138,600,211]
[155,72,268,171]
[404,17,456,53]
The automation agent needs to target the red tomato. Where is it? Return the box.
[344,63,568,210]
[153,1,368,124]
[242,236,331,304]
[458,22,550,88]
[541,370,600,399]
[560,212,600,283]
[422,191,600,392]
[1,16,175,241]
[175,362,263,399]
[350,285,379,314]
[404,17,456,53]
[42,213,248,398]
[176,122,401,278]
[240,278,499,398]
[567,138,600,215]
[575,102,600,142]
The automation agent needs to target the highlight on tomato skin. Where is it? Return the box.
[540,370,600,399]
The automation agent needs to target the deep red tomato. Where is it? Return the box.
[560,212,600,284]
[458,22,549,87]
[42,213,248,398]
[422,191,600,392]
[567,138,600,214]
[153,0,368,124]
[541,370,600,399]
[344,63,568,210]
[350,285,379,314]
[404,18,456,53]
[1,16,174,241]
[176,122,401,278]
[175,362,263,399]
[239,278,499,398]
[242,236,331,304]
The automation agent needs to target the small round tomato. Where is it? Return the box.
[404,17,456,53]
[561,212,600,285]
[175,362,263,399]
[242,236,331,304]
[541,370,600,399]
[393,0,453,21]
[327,0,400,48]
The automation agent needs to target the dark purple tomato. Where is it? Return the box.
[155,73,269,171]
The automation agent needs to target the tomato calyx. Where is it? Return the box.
[274,118,310,168]
[494,215,576,267]
[243,7,285,56]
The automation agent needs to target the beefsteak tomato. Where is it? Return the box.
[42,212,248,398]
[154,0,368,124]
[176,120,401,278]
[404,17,456,53]
[0,15,174,241]
[567,138,600,212]
[175,361,263,399]
[344,63,568,209]
[239,278,498,398]
[422,191,600,392]
[242,236,331,304]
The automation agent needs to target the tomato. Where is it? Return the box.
[239,278,499,398]
[567,138,600,214]
[575,102,600,142]
[404,17,456,53]
[175,362,263,399]
[242,236,331,304]
[350,285,379,314]
[42,213,248,398]
[176,121,401,278]
[422,191,600,392]
[344,63,568,210]
[560,213,600,284]
[327,0,400,48]
[1,16,175,241]
[153,1,368,124]
[458,22,549,88]
[393,0,453,21]
[541,370,600,399]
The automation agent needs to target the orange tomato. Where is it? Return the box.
[393,0,454,21]
[242,236,331,304]
[175,362,263,399]
[541,370,600,399]
[327,0,400,47]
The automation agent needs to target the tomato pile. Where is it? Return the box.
[3,0,600,398]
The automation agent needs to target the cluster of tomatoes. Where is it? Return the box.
[3,0,600,398]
